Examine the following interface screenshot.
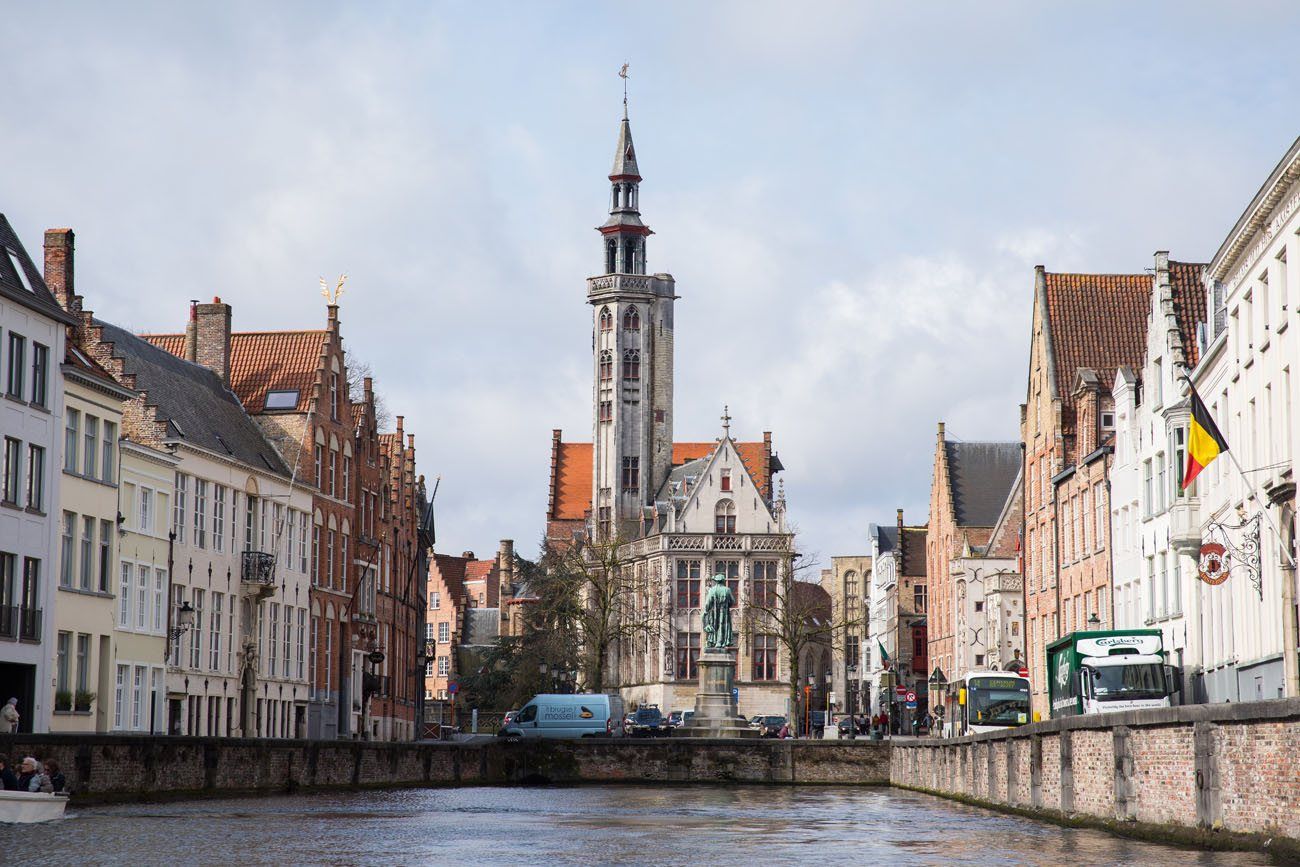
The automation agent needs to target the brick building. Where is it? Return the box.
[925,421,1020,689]
[1021,267,1149,716]
[865,510,927,723]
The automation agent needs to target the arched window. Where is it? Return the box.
[605,240,617,274]
[599,350,614,382]
[715,500,736,534]
[623,307,640,332]
[622,349,640,381]
[599,306,613,332]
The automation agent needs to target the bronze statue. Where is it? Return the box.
[702,573,735,649]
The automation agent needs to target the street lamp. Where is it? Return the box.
[1087,611,1101,628]
[169,601,195,642]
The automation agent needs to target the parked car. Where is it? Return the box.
[666,710,694,728]
[748,715,764,728]
[627,705,671,737]
[497,693,627,740]
[809,710,827,737]
[503,710,519,727]
[758,715,787,738]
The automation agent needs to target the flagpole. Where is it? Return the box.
[1222,449,1297,569]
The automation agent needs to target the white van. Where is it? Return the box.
[497,693,626,740]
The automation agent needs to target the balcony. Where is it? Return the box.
[0,605,42,641]
[1167,499,1201,555]
[363,672,391,699]
[240,551,276,599]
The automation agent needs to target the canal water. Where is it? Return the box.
[1,785,1268,866]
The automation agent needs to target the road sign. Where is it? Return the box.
[731,687,739,702]
[895,685,907,697]
[447,681,459,695]
[905,691,916,704]
[1017,667,1030,679]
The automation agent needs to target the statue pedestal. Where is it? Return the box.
[678,648,758,739]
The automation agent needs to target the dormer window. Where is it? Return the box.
[1101,411,1115,430]
[265,390,299,411]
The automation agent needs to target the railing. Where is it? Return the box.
[363,673,391,698]
[241,551,276,586]
[0,605,41,641]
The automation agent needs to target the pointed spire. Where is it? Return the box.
[611,115,640,181]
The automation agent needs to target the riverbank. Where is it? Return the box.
[0,734,889,804]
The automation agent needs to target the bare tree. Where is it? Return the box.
[743,548,839,719]
[344,350,392,429]
[537,533,665,692]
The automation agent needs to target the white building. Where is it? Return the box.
[93,320,316,737]
[1181,138,1300,703]
[0,215,73,733]
[1109,253,1207,699]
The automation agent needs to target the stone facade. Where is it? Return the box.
[820,554,871,717]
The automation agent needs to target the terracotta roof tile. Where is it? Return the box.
[548,439,773,522]
[143,330,327,413]
[1044,272,1150,416]
[1169,261,1208,368]
[464,561,494,582]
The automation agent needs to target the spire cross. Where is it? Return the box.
[619,62,629,118]
[721,404,731,436]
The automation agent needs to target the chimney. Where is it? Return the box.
[498,539,514,571]
[43,228,79,315]
[327,302,340,335]
[462,551,475,560]
[193,296,233,384]
[937,421,945,441]
[396,415,405,441]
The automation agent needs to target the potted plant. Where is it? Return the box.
[75,690,96,713]
[55,690,73,712]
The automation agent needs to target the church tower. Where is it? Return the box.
[589,104,675,539]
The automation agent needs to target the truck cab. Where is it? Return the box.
[1048,630,1175,717]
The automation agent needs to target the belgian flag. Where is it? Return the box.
[1182,386,1229,489]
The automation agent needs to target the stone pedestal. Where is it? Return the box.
[679,648,758,738]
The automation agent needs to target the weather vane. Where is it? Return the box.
[721,404,731,436]
[619,62,629,116]
[320,273,347,306]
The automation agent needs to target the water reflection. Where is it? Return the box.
[0,785,1267,866]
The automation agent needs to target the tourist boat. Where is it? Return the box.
[0,790,68,823]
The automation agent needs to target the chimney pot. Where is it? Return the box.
[462,551,475,560]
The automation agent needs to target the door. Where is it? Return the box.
[0,663,35,732]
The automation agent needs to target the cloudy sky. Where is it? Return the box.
[4,2,1299,567]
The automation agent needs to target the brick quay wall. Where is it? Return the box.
[889,698,1300,859]
[0,735,889,804]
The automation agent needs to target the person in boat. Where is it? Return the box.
[0,755,18,791]
[43,760,65,793]
[17,757,52,794]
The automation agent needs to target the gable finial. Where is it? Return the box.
[320,273,347,306]
[721,404,731,437]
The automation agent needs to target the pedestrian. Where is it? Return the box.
[44,759,65,793]
[0,755,18,791]
[778,721,790,739]
[1,697,18,733]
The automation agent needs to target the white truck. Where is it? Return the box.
[1047,629,1176,718]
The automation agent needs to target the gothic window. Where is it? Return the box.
[599,350,613,382]
[715,500,736,534]
[597,506,612,540]
[621,457,639,492]
[599,306,613,332]
[623,307,640,332]
[599,401,612,423]
[624,240,637,273]
[676,631,701,680]
[605,241,616,274]
[676,559,701,608]
[622,349,640,381]
[752,561,778,608]
[716,559,739,597]
[752,634,777,681]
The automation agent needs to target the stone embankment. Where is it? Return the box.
[0,734,889,804]
[888,697,1300,860]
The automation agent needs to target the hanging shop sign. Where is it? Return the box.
[1200,514,1262,599]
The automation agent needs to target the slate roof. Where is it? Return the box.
[870,524,898,554]
[1170,261,1208,367]
[463,608,501,646]
[548,440,774,522]
[0,214,76,325]
[610,115,640,180]
[945,441,1021,527]
[144,330,327,413]
[95,320,291,475]
[1043,272,1149,414]
[900,527,928,578]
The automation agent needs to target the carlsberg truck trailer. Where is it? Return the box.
[1046,629,1176,718]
